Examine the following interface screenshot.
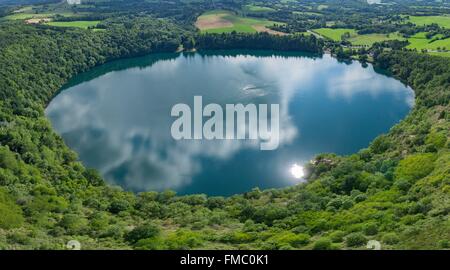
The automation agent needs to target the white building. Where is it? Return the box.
[67,0,81,5]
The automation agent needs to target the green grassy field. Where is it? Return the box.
[196,10,282,34]
[46,21,101,29]
[243,5,276,13]
[3,13,56,20]
[348,32,405,46]
[407,15,450,29]
[406,32,450,51]
[3,10,82,21]
[312,28,357,41]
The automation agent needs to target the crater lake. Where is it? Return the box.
[46,51,414,196]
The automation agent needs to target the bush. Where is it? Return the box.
[370,135,391,154]
[313,237,332,250]
[83,168,104,186]
[134,236,165,250]
[394,153,436,182]
[221,231,254,244]
[329,230,345,243]
[346,232,366,247]
[0,188,24,229]
[270,232,310,249]
[108,199,131,214]
[165,229,203,249]
[438,239,449,249]
[382,233,400,245]
[363,222,378,236]
[125,223,161,244]
[59,214,89,234]
[425,131,446,149]
[0,147,18,171]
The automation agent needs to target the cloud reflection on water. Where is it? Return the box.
[46,53,414,192]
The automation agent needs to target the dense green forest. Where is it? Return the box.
[0,0,448,250]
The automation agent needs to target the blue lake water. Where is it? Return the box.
[46,51,414,196]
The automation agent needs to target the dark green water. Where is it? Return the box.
[46,51,414,196]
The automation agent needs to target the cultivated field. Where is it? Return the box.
[348,32,405,46]
[195,10,284,34]
[406,32,450,51]
[407,15,450,29]
[243,5,276,13]
[46,21,101,29]
[312,28,356,41]
[3,13,56,20]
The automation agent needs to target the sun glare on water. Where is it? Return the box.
[290,163,305,179]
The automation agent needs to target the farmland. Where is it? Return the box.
[195,10,283,34]
[243,5,276,13]
[348,33,405,46]
[407,15,450,29]
[3,12,56,20]
[406,32,450,51]
[312,28,357,41]
[46,21,101,29]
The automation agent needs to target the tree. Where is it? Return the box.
[125,223,161,244]
[345,232,366,247]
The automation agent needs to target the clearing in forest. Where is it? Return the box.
[195,10,284,34]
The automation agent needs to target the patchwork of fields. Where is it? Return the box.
[195,10,284,34]
[3,7,450,58]
[2,7,101,30]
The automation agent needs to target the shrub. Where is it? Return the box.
[206,196,226,209]
[394,153,436,182]
[382,233,400,245]
[0,147,18,171]
[425,131,446,149]
[125,223,160,244]
[221,231,254,244]
[329,230,345,243]
[59,214,89,234]
[346,232,366,247]
[134,236,165,250]
[0,188,24,229]
[363,222,378,236]
[165,229,203,249]
[438,239,449,249]
[313,237,332,250]
[83,168,104,186]
[370,135,391,154]
[108,199,131,214]
[271,232,310,249]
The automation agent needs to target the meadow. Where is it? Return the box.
[407,15,450,29]
[3,13,56,20]
[312,27,450,52]
[46,21,101,29]
[406,32,450,51]
[312,28,357,41]
[243,5,276,13]
[195,10,283,34]
[349,33,405,46]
